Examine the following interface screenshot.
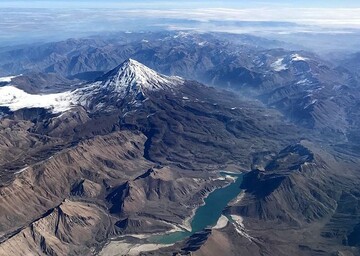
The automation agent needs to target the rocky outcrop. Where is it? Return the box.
[0,130,152,235]
[228,143,337,224]
[107,166,220,230]
[0,200,109,256]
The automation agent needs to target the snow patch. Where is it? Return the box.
[0,75,21,83]
[291,54,308,62]
[296,79,310,85]
[173,31,190,38]
[0,86,76,113]
[271,58,287,72]
[304,99,318,109]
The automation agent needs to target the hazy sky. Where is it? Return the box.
[1,0,360,8]
[0,0,360,45]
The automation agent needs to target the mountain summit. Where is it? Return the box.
[100,59,183,92]
[0,59,184,113]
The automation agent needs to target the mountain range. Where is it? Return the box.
[0,31,359,256]
[1,32,359,137]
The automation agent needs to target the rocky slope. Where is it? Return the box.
[147,141,360,256]
[1,31,359,137]
[217,141,360,256]
[0,200,110,256]
[0,58,358,256]
[0,59,302,255]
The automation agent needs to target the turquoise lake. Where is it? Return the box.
[149,172,244,244]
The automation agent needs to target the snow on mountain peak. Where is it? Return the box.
[0,60,184,114]
[102,58,183,92]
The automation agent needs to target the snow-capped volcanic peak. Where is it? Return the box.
[0,59,184,114]
[103,59,183,92]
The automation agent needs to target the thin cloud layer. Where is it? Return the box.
[127,7,360,27]
[0,7,359,45]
